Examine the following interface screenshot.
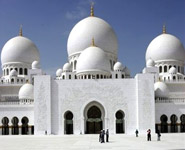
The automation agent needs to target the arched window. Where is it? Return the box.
[15,68,18,72]
[110,75,112,79]
[110,60,113,70]
[69,75,71,79]
[170,114,178,133]
[115,74,118,79]
[2,117,9,135]
[75,75,77,79]
[12,117,19,135]
[88,75,91,79]
[19,68,23,75]
[115,110,125,133]
[96,74,99,79]
[101,75,103,79]
[178,66,180,73]
[21,117,29,135]
[24,68,28,75]
[164,66,167,72]
[74,60,77,70]
[6,69,9,75]
[160,115,168,133]
[169,65,172,69]
[104,75,106,79]
[159,66,162,73]
[62,75,65,79]
[122,74,124,79]
[180,114,185,132]
[173,76,176,80]
[11,78,14,83]
[64,111,73,134]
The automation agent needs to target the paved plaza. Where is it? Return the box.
[0,133,185,150]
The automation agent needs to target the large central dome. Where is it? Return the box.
[67,16,118,57]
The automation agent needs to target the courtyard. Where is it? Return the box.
[0,133,184,150]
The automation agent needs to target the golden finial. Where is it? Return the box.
[162,24,166,34]
[91,37,96,46]
[90,2,94,16]
[19,25,23,36]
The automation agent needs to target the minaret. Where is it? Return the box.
[90,2,94,16]
[19,25,23,36]
[162,24,166,34]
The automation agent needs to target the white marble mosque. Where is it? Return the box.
[0,5,185,135]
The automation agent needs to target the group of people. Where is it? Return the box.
[135,129,161,141]
[99,129,109,143]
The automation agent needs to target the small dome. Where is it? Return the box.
[146,34,185,63]
[114,62,124,71]
[1,36,40,65]
[169,67,177,74]
[67,16,118,57]
[19,83,34,100]
[154,81,169,98]
[56,68,62,77]
[76,46,111,74]
[32,61,40,69]
[63,63,72,72]
[146,58,155,67]
[9,69,17,77]
[124,66,130,76]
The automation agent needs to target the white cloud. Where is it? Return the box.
[65,0,92,20]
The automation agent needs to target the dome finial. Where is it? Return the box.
[90,1,94,16]
[163,24,166,34]
[91,37,96,46]
[19,25,23,36]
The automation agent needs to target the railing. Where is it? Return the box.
[1,96,19,101]
[155,98,185,103]
[0,100,34,105]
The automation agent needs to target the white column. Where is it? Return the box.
[9,127,12,135]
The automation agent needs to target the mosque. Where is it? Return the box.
[0,5,185,135]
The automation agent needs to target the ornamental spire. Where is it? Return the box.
[91,37,96,47]
[162,24,166,34]
[19,25,23,36]
[90,2,94,16]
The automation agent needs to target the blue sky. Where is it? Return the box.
[0,0,185,76]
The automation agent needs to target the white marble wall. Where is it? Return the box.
[135,74,155,134]
[34,75,51,135]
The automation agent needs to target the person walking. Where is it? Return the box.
[101,130,105,143]
[106,129,109,142]
[156,129,161,141]
[135,129,139,137]
[99,130,102,143]
[147,129,151,141]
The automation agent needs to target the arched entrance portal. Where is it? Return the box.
[86,106,102,134]
[116,110,125,133]
[64,111,73,134]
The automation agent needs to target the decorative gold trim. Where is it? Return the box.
[163,24,166,34]
[19,25,23,36]
[90,2,94,16]
[91,37,96,47]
